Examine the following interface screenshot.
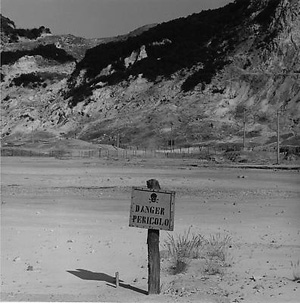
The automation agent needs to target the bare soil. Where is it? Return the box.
[1,156,300,302]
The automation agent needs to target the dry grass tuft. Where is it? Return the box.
[163,226,205,274]
[163,227,232,275]
[205,233,232,263]
[164,227,204,274]
[291,260,300,282]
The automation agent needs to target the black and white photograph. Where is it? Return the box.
[1,0,300,302]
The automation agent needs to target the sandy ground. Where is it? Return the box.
[1,156,300,302]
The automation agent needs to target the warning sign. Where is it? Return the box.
[129,187,175,231]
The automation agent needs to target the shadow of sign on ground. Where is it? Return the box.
[67,269,148,295]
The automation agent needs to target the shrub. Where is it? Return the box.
[3,95,10,101]
[163,228,232,275]
[246,130,261,138]
[12,73,43,87]
[15,26,51,40]
[235,104,246,120]
[181,59,228,92]
[254,0,281,25]
[257,112,269,124]
[1,44,75,65]
[1,14,51,42]
[71,0,256,92]
[203,258,225,275]
[204,233,232,264]
[291,260,300,282]
[163,227,205,274]
[201,233,232,275]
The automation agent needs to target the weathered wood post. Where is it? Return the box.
[115,271,119,288]
[146,179,161,294]
[129,180,175,296]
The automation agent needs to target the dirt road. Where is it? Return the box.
[1,156,300,302]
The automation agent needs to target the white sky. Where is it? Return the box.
[1,0,233,38]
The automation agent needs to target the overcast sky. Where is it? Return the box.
[2,0,233,39]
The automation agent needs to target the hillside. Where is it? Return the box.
[0,14,51,44]
[1,0,300,158]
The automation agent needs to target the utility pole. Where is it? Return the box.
[170,122,173,152]
[243,108,246,151]
[32,125,34,144]
[277,109,280,165]
[116,132,120,149]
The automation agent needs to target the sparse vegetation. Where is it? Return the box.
[291,260,300,282]
[14,26,51,41]
[3,95,10,101]
[9,71,67,88]
[246,130,261,138]
[235,104,246,120]
[204,233,232,265]
[163,227,232,275]
[1,44,76,65]
[164,227,205,274]
[257,112,270,124]
[12,73,43,87]
[2,2,299,155]
[1,14,51,42]
[203,258,225,275]
[67,0,272,104]
[254,0,281,25]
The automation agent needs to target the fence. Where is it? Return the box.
[1,147,164,159]
[1,144,299,162]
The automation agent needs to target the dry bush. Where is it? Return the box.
[202,233,233,275]
[203,258,225,275]
[205,233,232,264]
[291,260,300,282]
[163,227,205,274]
[163,228,232,275]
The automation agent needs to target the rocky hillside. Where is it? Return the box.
[1,14,51,44]
[1,0,300,151]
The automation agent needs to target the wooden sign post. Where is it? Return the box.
[129,179,175,295]
[147,179,161,295]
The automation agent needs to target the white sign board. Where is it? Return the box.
[129,187,175,231]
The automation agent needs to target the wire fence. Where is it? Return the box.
[2,144,299,162]
[1,147,202,159]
